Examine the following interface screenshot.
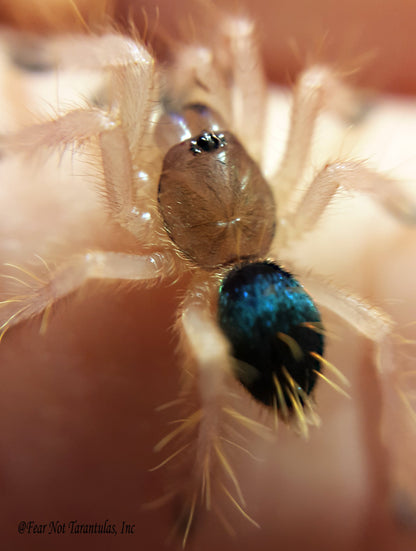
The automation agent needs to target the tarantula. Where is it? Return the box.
[1,13,415,545]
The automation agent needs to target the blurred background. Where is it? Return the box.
[1,0,416,94]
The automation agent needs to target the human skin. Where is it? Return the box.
[0,1,416,550]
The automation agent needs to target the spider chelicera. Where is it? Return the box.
[0,14,414,543]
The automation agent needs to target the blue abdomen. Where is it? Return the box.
[218,261,324,410]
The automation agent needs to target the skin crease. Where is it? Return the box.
[0,1,416,550]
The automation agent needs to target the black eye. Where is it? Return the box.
[218,261,324,414]
[190,132,226,155]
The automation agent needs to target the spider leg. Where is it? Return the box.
[3,32,162,241]
[178,282,232,488]
[299,272,394,363]
[278,160,416,246]
[299,271,416,524]
[164,13,265,157]
[219,16,266,158]
[48,33,158,157]
[272,65,355,213]
[162,279,262,543]
[3,32,158,156]
[180,283,232,416]
[0,251,175,338]
[4,107,159,240]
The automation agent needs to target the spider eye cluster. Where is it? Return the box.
[218,261,324,411]
[190,131,226,155]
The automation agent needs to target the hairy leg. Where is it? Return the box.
[279,161,416,246]
[0,251,176,338]
[298,270,416,527]
[272,65,356,212]
[157,276,264,544]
